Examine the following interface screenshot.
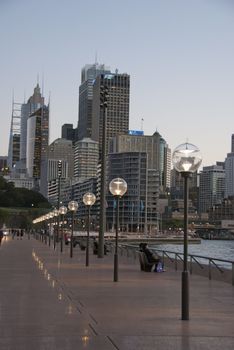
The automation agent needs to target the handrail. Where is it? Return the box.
[118,243,234,285]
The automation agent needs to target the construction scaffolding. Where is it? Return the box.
[7,100,22,170]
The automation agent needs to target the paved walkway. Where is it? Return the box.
[0,236,234,350]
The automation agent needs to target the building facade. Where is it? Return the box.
[91,72,130,158]
[225,135,234,198]
[77,63,111,141]
[20,84,44,165]
[26,105,49,184]
[106,152,148,232]
[61,123,77,142]
[199,163,225,214]
[74,138,99,179]
[109,131,170,193]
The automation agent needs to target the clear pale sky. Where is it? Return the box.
[0,0,233,167]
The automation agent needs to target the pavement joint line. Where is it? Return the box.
[88,323,98,336]
[107,336,120,349]
[76,306,82,314]
[89,313,98,324]
[79,300,84,307]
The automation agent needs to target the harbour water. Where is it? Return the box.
[153,239,234,269]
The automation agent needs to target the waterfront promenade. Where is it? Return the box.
[0,236,234,350]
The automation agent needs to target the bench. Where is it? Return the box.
[138,251,156,272]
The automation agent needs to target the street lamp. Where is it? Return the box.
[83,192,96,267]
[109,178,127,282]
[49,211,55,247]
[53,209,59,250]
[59,206,67,253]
[98,84,109,258]
[172,142,202,320]
[68,200,79,258]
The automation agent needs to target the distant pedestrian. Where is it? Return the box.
[0,229,3,246]
[20,229,24,240]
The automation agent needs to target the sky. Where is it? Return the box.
[0,0,233,167]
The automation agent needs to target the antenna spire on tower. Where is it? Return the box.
[141,118,144,131]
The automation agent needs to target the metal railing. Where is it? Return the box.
[118,244,234,286]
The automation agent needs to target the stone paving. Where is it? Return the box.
[0,235,234,349]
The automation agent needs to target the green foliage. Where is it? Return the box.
[0,176,51,208]
[0,176,51,229]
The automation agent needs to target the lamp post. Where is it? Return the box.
[98,84,109,258]
[59,206,67,253]
[83,192,96,267]
[53,209,59,250]
[68,200,79,258]
[49,211,55,247]
[109,178,127,282]
[172,142,202,320]
[57,160,62,248]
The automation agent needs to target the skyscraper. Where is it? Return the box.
[225,134,234,197]
[20,84,44,164]
[199,163,225,214]
[91,72,130,157]
[26,105,49,179]
[74,138,99,179]
[77,63,111,141]
[109,131,170,192]
[7,101,21,170]
[61,123,76,142]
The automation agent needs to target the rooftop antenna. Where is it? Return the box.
[37,73,39,85]
[141,118,144,131]
[41,71,44,97]
[95,51,98,65]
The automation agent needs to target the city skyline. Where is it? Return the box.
[0,0,233,167]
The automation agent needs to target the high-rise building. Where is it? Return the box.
[106,152,150,232]
[26,105,49,180]
[74,138,98,179]
[48,138,74,179]
[7,101,21,170]
[91,72,130,158]
[77,63,111,141]
[109,131,170,192]
[199,163,225,214]
[20,84,44,164]
[43,138,74,201]
[61,123,77,142]
[225,135,234,197]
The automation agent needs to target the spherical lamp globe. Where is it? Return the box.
[172,142,202,173]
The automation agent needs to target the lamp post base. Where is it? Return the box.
[181,270,189,320]
[114,253,118,282]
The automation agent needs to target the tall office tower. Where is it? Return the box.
[171,168,198,198]
[91,72,130,157]
[109,131,170,193]
[199,163,225,214]
[48,138,74,178]
[225,135,234,197]
[7,101,21,170]
[26,105,49,181]
[106,152,159,233]
[20,84,44,164]
[42,138,74,200]
[74,138,99,179]
[61,123,76,142]
[77,63,111,141]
